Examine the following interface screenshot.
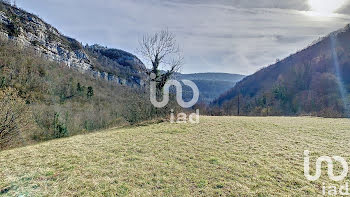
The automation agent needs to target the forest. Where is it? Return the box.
[212,25,350,118]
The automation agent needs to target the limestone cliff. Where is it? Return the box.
[0,2,147,87]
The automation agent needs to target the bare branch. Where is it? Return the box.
[137,29,183,90]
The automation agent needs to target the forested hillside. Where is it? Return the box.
[213,24,350,117]
[0,2,182,150]
[0,39,171,150]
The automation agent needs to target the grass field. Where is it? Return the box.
[1,116,350,196]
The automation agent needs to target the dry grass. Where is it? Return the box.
[1,116,350,196]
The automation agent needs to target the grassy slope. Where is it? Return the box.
[1,116,350,196]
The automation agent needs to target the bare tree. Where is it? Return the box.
[138,29,183,91]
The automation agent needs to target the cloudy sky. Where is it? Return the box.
[16,0,350,75]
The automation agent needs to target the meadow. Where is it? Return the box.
[1,116,350,196]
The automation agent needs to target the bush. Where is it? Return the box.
[0,88,32,149]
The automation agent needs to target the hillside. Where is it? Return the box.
[1,116,350,196]
[174,73,245,103]
[213,24,350,117]
[0,2,146,87]
[0,37,164,150]
[0,2,173,150]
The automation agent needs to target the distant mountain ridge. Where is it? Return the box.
[0,2,147,87]
[175,72,244,82]
[174,72,245,103]
[213,24,350,117]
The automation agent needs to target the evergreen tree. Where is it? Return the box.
[87,86,94,98]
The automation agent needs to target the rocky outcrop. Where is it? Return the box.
[0,2,147,87]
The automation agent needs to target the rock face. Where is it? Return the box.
[0,2,147,87]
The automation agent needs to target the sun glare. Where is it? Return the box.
[308,0,347,16]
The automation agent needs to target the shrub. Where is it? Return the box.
[0,88,32,149]
[87,86,94,98]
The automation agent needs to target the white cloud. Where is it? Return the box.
[16,0,350,75]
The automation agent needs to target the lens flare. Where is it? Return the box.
[308,0,346,16]
[330,35,350,117]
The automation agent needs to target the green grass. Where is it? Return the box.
[1,116,350,196]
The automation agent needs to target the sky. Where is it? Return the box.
[15,0,350,75]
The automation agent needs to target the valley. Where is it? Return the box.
[175,73,245,103]
[1,1,350,196]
